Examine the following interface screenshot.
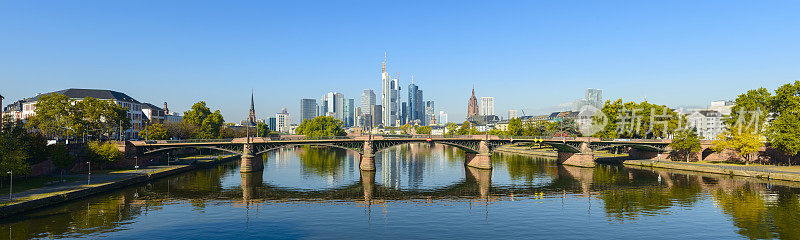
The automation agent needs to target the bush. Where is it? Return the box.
[87,141,123,164]
[49,143,74,169]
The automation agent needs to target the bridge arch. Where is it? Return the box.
[140,145,244,155]
[253,142,364,156]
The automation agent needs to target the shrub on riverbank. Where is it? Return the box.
[87,141,123,164]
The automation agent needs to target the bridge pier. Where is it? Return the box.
[628,148,661,160]
[361,170,375,205]
[240,143,264,173]
[556,142,595,167]
[465,140,492,169]
[465,166,492,199]
[241,171,263,202]
[360,140,376,171]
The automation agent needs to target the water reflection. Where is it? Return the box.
[3,144,800,239]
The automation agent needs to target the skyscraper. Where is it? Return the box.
[425,101,435,125]
[380,53,400,126]
[467,87,479,118]
[361,89,376,115]
[371,104,383,126]
[480,97,494,116]
[586,88,603,109]
[439,111,448,125]
[300,99,317,123]
[334,93,344,120]
[407,82,424,124]
[343,98,355,127]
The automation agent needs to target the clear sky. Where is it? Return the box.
[1,0,798,123]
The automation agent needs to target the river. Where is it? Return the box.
[2,143,799,239]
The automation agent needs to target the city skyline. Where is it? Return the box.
[1,1,798,123]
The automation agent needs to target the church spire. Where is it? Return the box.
[248,89,256,125]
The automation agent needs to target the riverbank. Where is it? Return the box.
[623,160,800,182]
[494,147,558,158]
[0,154,239,218]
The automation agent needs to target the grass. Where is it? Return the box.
[0,175,81,196]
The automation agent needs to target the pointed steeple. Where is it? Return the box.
[248,89,256,125]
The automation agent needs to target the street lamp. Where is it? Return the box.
[6,171,11,202]
[135,155,139,171]
[167,152,170,167]
[86,162,91,185]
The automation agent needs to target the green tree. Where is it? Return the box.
[415,125,432,134]
[766,112,800,162]
[141,123,169,140]
[183,101,212,127]
[25,93,75,139]
[593,99,681,138]
[0,119,33,176]
[86,141,124,164]
[727,87,772,133]
[49,143,74,170]
[295,116,346,138]
[457,121,471,135]
[507,118,523,136]
[445,123,458,135]
[670,130,701,162]
[198,110,225,139]
[75,97,130,140]
[712,130,765,163]
[256,122,270,137]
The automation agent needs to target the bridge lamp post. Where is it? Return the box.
[6,171,11,202]
[86,162,91,185]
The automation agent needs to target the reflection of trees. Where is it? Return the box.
[296,146,347,176]
[496,153,552,182]
[713,185,800,239]
[593,166,703,221]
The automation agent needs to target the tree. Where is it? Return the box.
[445,123,458,135]
[75,97,130,140]
[415,126,432,134]
[0,119,32,176]
[400,124,414,134]
[183,101,212,127]
[457,121,471,135]
[712,130,764,163]
[295,116,346,138]
[256,122,270,137]
[182,102,225,139]
[593,99,681,139]
[507,118,523,136]
[670,130,701,162]
[49,143,74,170]
[727,87,772,133]
[25,93,75,139]
[87,141,123,164]
[164,121,196,140]
[766,112,800,163]
[198,110,224,139]
[142,123,169,140]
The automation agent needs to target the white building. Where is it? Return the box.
[19,89,145,139]
[687,110,724,140]
[709,100,735,115]
[480,97,494,116]
[276,108,290,132]
[141,103,165,124]
[508,109,519,119]
[438,111,448,125]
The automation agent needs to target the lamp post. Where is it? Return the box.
[135,155,139,171]
[167,152,170,167]
[86,162,91,185]
[6,171,11,202]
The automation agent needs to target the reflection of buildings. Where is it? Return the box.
[381,149,401,189]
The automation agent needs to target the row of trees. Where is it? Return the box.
[25,93,131,140]
[442,118,580,137]
[141,101,269,140]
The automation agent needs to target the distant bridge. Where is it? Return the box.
[123,135,676,172]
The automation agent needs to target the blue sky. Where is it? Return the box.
[1,0,798,123]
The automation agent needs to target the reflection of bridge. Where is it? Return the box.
[124,136,673,172]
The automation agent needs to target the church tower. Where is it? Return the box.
[467,86,479,118]
[248,90,257,126]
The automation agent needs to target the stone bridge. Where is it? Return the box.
[124,135,675,172]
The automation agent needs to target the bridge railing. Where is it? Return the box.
[146,138,235,144]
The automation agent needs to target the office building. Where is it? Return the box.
[361,89,376,115]
[480,97,494,116]
[300,99,317,123]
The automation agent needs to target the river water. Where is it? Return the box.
[2,144,800,239]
